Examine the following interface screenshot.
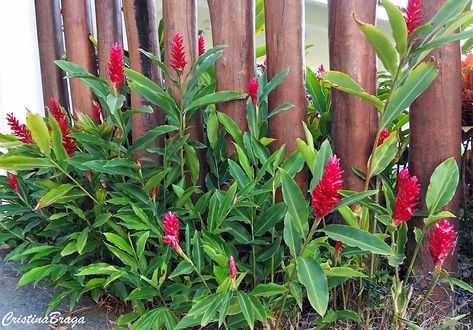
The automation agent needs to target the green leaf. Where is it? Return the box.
[425,157,459,214]
[127,125,177,155]
[126,287,158,301]
[136,231,149,257]
[424,210,456,227]
[192,232,204,272]
[17,265,54,287]
[48,115,67,161]
[184,144,200,185]
[0,156,51,170]
[254,203,286,236]
[186,91,246,112]
[252,283,286,297]
[442,275,473,294]
[433,314,468,330]
[237,291,255,330]
[311,139,332,190]
[207,110,219,149]
[284,214,302,257]
[383,0,408,56]
[26,112,50,158]
[259,69,289,102]
[103,233,134,256]
[268,102,294,118]
[320,71,383,111]
[338,206,359,228]
[382,62,437,128]
[37,184,74,209]
[169,261,193,278]
[333,190,378,212]
[280,169,309,237]
[320,224,393,255]
[297,257,329,316]
[325,267,367,278]
[217,112,244,146]
[369,132,397,176]
[77,228,89,254]
[355,17,398,75]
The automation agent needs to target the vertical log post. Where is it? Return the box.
[163,0,207,186]
[264,0,307,189]
[61,0,97,117]
[208,0,255,153]
[95,0,123,80]
[123,0,164,161]
[34,0,68,108]
[409,0,462,276]
[328,0,378,192]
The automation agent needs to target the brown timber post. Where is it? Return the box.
[95,0,123,80]
[328,0,378,192]
[264,0,307,190]
[208,0,255,153]
[123,0,164,161]
[34,0,68,108]
[163,0,207,186]
[409,0,462,276]
[61,0,97,117]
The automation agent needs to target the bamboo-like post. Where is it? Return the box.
[208,0,255,153]
[264,0,307,190]
[34,0,68,108]
[409,1,461,276]
[163,0,207,186]
[328,0,378,192]
[95,0,123,80]
[123,0,164,161]
[61,0,97,117]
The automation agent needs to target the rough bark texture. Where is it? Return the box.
[61,0,97,116]
[34,0,68,108]
[264,0,307,190]
[123,0,164,161]
[409,0,462,276]
[163,0,207,187]
[328,0,378,192]
[95,0,123,80]
[208,0,255,154]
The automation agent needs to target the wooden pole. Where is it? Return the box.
[328,0,378,192]
[264,0,307,190]
[409,0,462,276]
[123,0,164,161]
[163,0,207,186]
[34,0,68,108]
[208,0,255,153]
[61,0,97,117]
[95,0,123,80]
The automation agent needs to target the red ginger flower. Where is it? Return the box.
[170,33,187,73]
[92,101,102,124]
[229,256,237,281]
[249,77,259,108]
[6,113,33,144]
[311,155,344,219]
[7,174,19,195]
[151,186,157,202]
[108,42,124,89]
[429,219,457,270]
[162,212,180,251]
[198,34,205,56]
[462,54,473,103]
[377,129,391,146]
[404,0,423,36]
[335,241,343,258]
[49,98,76,156]
[316,64,326,76]
[393,169,420,226]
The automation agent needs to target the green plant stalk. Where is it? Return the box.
[180,251,211,294]
[391,231,401,318]
[177,74,186,182]
[405,230,426,280]
[411,270,440,320]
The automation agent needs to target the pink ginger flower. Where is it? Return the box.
[335,241,343,258]
[248,77,259,108]
[170,33,187,73]
[108,42,124,89]
[393,169,420,226]
[49,98,76,156]
[7,174,19,195]
[404,0,423,36]
[229,256,237,281]
[162,212,181,252]
[377,129,391,147]
[6,113,33,144]
[92,101,102,124]
[429,219,457,270]
[198,34,205,56]
[152,186,157,202]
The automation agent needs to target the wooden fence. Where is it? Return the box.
[34,0,461,275]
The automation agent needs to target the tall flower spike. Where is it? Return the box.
[393,169,420,226]
[249,78,259,108]
[108,42,124,90]
[229,256,237,281]
[198,34,205,56]
[6,113,33,144]
[311,155,344,219]
[404,0,423,36]
[7,174,20,195]
[162,212,181,252]
[335,241,343,258]
[151,186,157,202]
[49,98,76,156]
[429,219,457,270]
[377,129,391,146]
[170,33,187,73]
[92,101,102,124]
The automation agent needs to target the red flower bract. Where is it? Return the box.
[404,0,423,36]
[335,241,343,258]
[377,129,391,147]
[229,256,237,281]
[248,77,259,108]
[7,174,19,195]
[393,169,420,226]
[49,98,76,156]
[198,34,205,56]
[6,113,33,144]
[152,186,157,202]
[108,42,124,89]
[162,212,180,252]
[170,32,187,73]
[429,219,457,270]
[92,101,102,124]
[311,155,344,218]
